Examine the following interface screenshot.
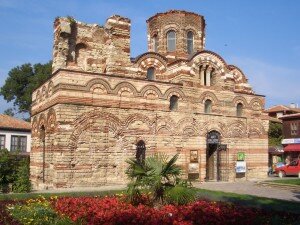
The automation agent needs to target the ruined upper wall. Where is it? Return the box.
[52,15,131,74]
[147,10,205,59]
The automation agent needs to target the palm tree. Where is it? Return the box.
[125,153,196,205]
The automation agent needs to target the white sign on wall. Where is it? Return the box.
[282,138,300,144]
[236,161,246,173]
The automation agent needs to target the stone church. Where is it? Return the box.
[30,10,269,189]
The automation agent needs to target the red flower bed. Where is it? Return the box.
[52,196,272,225]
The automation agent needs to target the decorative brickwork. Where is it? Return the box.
[31,10,269,190]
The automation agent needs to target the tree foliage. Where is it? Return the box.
[0,61,52,115]
[268,121,283,147]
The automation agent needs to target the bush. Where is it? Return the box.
[0,149,30,193]
[12,159,31,193]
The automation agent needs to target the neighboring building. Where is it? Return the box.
[281,113,300,161]
[265,104,300,120]
[31,10,269,190]
[0,114,31,154]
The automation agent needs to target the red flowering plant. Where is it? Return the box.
[51,196,281,225]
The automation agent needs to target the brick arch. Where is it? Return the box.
[156,116,176,135]
[228,65,248,84]
[48,81,54,96]
[232,96,249,108]
[47,108,57,134]
[190,50,227,77]
[140,85,163,99]
[38,113,47,137]
[250,97,264,111]
[124,113,155,134]
[113,82,138,97]
[248,121,266,138]
[85,78,112,94]
[201,120,227,137]
[199,91,219,105]
[176,117,199,135]
[32,116,38,137]
[69,111,122,151]
[163,87,185,100]
[36,90,41,103]
[42,86,47,100]
[226,121,247,138]
[136,54,167,74]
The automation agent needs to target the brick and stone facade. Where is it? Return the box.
[31,10,269,189]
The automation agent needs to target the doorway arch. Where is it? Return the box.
[206,130,221,181]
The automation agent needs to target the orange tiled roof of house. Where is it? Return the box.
[0,114,31,131]
[264,105,300,113]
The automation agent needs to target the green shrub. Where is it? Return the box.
[125,153,196,206]
[12,159,31,193]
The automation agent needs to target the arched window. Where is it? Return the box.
[147,67,155,80]
[136,140,146,163]
[152,34,158,52]
[236,103,243,117]
[170,95,179,111]
[167,30,176,52]
[187,31,194,54]
[204,99,212,114]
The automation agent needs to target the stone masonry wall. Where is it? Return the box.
[31,10,269,189]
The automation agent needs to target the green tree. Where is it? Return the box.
[268,121,283,147]
[0,61,52,115]
[12,159,31,193]
[126,153,196,206]
[3,108,15,117]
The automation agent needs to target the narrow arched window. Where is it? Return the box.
[153,34,158,52]
[167,30,176,52]
[170,95,179,111]
[187,31,194,54]
[136,140,146,163]
[204,99,212,114]
[236,103,243,117]
[147,67,155,80]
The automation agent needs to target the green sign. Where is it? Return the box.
[237,152,245,161]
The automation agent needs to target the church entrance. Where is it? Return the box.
[206,131,229,181]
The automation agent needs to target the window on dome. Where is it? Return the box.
[167,30,176,52]
[147,67,155,80]
[170,95,179,111]
[236,103,243,117]
[187,31,194,54]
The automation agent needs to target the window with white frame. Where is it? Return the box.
[0,135,5,149]
[11,136,27,152]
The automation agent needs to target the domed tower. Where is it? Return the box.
[146,10,206,59]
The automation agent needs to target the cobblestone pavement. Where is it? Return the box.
[193,180,300,202]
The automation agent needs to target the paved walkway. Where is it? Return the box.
[193,180,300,202]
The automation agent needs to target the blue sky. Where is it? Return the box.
[0,0,300,116]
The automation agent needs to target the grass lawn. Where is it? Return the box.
[195,188,300,215]
[269,179,300,186]
[1,188,300,214]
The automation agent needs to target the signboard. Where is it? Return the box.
[282,138,300,144]
[207,131,220,144]
[236,161,246,173]
[237,152,245,161]
[190,150,198,162]
[188,163,199,173]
